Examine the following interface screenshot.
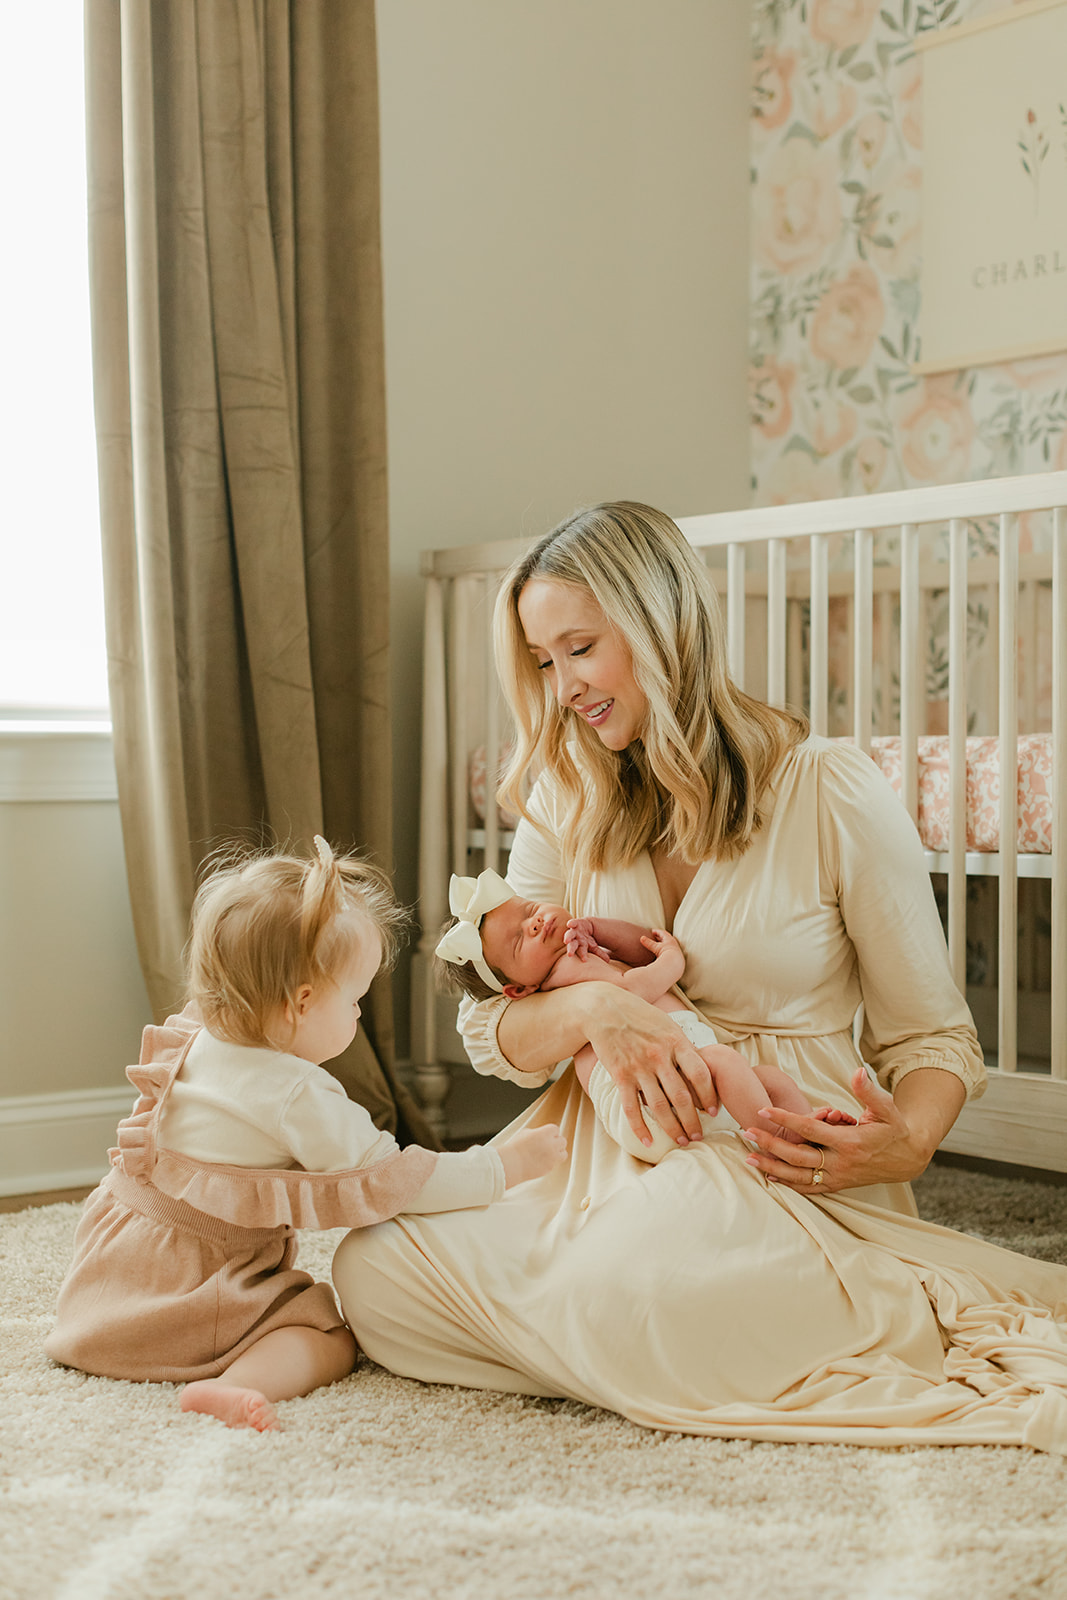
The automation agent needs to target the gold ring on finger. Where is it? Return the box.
[810,1150,826,1187]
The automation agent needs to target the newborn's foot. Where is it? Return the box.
[180,1381,279,1432]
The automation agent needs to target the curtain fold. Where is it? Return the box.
[84,0,435,1147]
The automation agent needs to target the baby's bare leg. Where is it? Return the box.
[180,1324,356,1431]
[702,1052,812,1145]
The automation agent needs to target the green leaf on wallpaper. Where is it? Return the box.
[880,9,900,30]
[880,336,900,359]
[785,122,820,144]
[836,367,859,389]
[872,235,895,248]
[842,181,867,195]
[890,279,920,324]
[784,434,822,459]
[848,386,877,404]
[838,44,859,67]
[848,62,876,81]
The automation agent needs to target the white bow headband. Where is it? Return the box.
[434,869,514,993]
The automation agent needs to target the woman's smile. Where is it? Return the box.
[517,579,647,751]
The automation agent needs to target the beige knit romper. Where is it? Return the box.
[45,1010,438,1384]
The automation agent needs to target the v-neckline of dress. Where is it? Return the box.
[646,852,704,935]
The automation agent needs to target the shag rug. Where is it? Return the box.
[4,1165,1067,1600]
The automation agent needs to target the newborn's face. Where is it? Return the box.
[481,898,571,993]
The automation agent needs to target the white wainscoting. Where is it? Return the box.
[0,1087,132,1197]
[0,720,151,1198]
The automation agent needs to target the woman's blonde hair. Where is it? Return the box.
[494,501,808,870]
[186,840,406,1049]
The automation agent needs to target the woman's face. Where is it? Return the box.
[517,579,648,751]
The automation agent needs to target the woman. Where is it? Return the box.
[333,503,1067,1451]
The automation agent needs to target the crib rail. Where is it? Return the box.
[416,472,1067,1168]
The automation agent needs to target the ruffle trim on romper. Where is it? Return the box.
[109,1006,439,1232]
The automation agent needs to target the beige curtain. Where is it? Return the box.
[84,0,435,1147]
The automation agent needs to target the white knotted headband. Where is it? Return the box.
[434,869,514,993]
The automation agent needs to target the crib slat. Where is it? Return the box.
[415,574,452,1134]
[483,575,501,870]
[728,543,746,688]
[853,528,873,753]
[450,576,473,877]
[1053,507,1067,1081]
[767,539,786,706]
[998,515,1018,1075]
[809,534,828,735]
[948,518,968,990]
[899,523,920,822]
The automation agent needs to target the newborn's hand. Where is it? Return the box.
[564,918,612,962]
[639,929,681,960]
[498,1125,568,1187]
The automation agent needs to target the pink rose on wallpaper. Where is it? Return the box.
[854,112,888,170]
[868,168,922,276]
[810,0,880,49]
[753,51,796,133]
[854,435,888,491]
[811,79,858,140]
[751,361,797,439]
[895,56,923,151]
[895,377,977,483]
[812,397,858,456]
[810,264,885,368]
[995,353,1067,391]
[753,141,842,275]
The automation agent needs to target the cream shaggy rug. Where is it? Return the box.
[4,1165,1067,1600]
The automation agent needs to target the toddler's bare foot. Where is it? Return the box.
[499,1124,568,1187]
[181,1380,279,1432]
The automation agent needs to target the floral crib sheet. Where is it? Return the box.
[865,735,1051,855]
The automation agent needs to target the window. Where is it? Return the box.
[0,3,108,715]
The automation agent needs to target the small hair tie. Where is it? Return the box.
[434,869,514,994]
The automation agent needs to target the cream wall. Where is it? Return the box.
[377,0,752,1053]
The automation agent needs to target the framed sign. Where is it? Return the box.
[915,0,1067,374]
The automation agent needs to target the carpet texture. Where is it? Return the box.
[4,1166,1067,1600]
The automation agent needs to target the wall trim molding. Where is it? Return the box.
[0,724,117,803]
[0,1085,131,1198]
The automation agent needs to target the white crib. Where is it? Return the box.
[413,471,1067,1172]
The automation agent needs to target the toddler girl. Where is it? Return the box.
[46,842,565,1431]
[436,869,854,1162]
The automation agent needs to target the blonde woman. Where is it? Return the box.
[333,504,1067,1451]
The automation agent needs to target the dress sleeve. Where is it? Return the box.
[819,742,986,1101]
[456,771,569,1086]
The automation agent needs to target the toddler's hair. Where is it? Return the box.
[187,839,406,1049]
[434,914,505,1003]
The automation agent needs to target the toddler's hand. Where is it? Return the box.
[498,1124,568,1188]
[564,918,612,962]
[640,929,681,959]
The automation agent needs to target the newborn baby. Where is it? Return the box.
[436,871,854,1163]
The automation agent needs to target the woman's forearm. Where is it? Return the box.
[893,1067,967,1168]
[496,980,618,1076]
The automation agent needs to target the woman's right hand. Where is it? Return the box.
[582,986,719,1148]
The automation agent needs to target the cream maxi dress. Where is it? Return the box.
[333,738,1067,1452]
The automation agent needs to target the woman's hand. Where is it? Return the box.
[582,987,719,1148]
[741,1066,966,1193]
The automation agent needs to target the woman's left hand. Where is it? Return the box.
[741,1067,958,1193]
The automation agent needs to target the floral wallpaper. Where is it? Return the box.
[749,0,1064,737]
[750,0,1067,504]
[749,0,1059,1013]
